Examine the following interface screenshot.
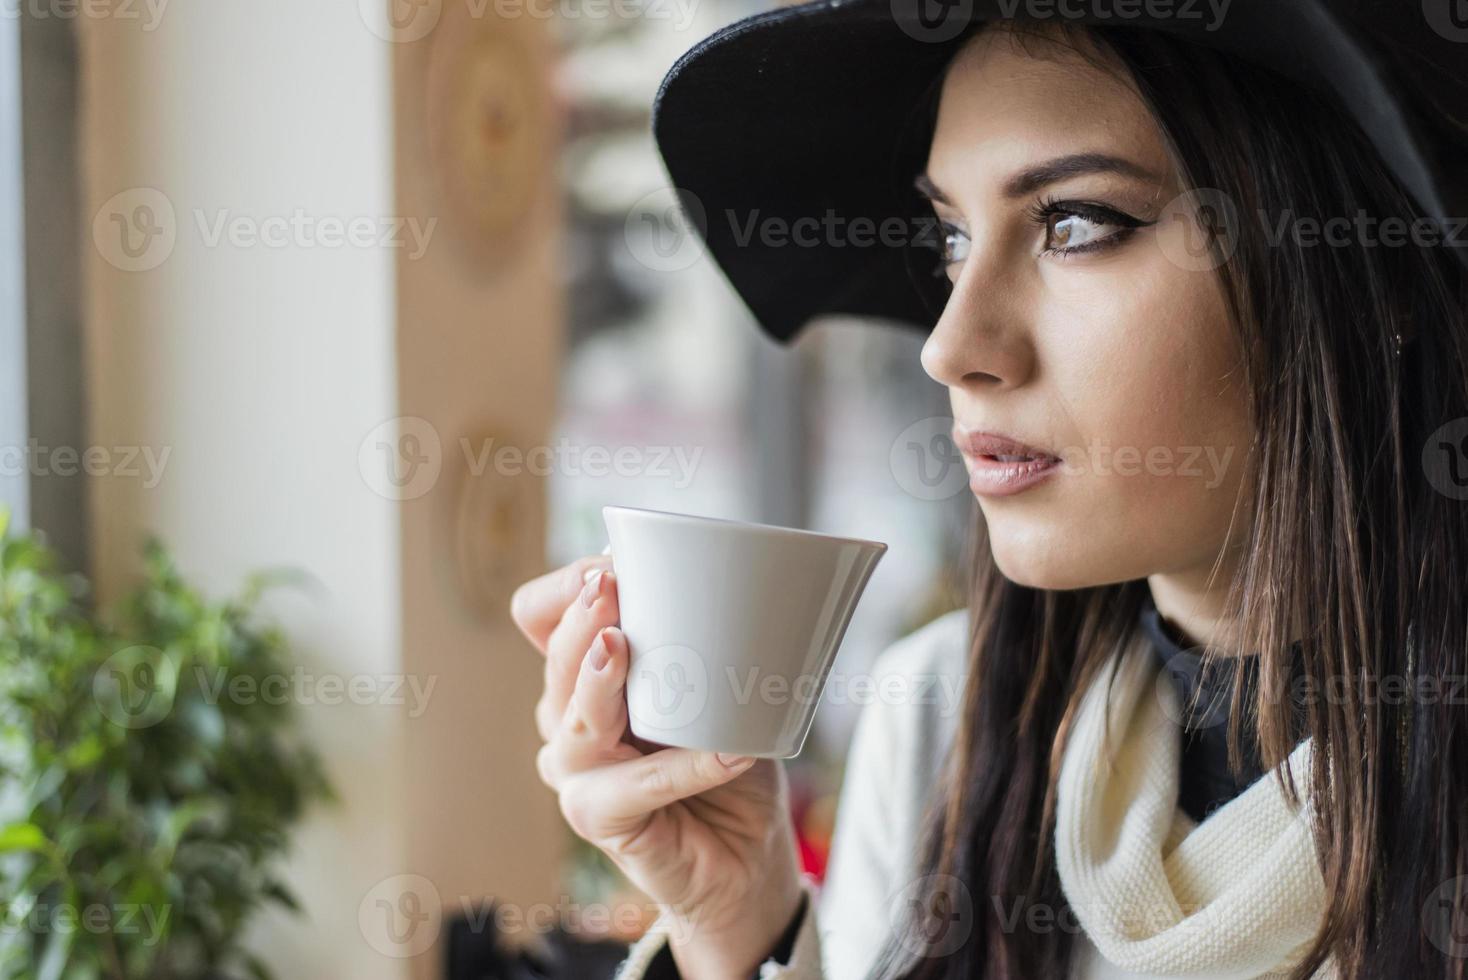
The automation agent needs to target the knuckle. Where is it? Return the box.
[535,742,560,789]
[534,696,558,742]
[638,758,673,799]
[565,697,591,739]
[690,751,720,785]
[557,780,595,840]
[508,581,533,628]
[564,557,597,595]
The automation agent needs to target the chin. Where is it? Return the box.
[984,516,1125,592]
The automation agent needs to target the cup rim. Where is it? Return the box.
[602,504,889,552]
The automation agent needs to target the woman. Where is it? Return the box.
[511,3,1468,977]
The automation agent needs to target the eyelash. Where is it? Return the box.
[928,197,1151,269]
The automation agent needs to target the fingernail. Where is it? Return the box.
[590,632,611,671]
[717,753,754,769]
[580,569,604,607]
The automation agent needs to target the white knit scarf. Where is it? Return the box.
[1054,633,1332,979]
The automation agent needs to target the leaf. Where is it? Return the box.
[0,528,333,977]
[0,822,48,854]
[34,920,71,980]
[25,765,67,811]
[242,951,275,980]
[155,800,226,865]
[62,734,104,770]
[261,879,300,912]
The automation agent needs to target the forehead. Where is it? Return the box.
[929,28,1171,185]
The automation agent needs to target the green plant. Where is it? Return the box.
[0,515,331,980]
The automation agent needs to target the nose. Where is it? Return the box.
[919,249,1035,391]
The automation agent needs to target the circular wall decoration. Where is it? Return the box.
[424,24,551,278]
[451,429,539,621]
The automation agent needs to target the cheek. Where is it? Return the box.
[982,259,1253,589]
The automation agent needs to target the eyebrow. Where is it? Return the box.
[914,152,1160,204]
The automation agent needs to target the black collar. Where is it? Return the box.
[1137,591,1308,822]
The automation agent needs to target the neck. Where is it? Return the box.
[1146,566,1246,658]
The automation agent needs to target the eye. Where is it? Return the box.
[938,220,970,265]
[1045,212,1113,251]
[1032,200,1149,256]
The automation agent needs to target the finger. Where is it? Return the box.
[565,627,630,745]
[541,567,620,728]
[536,629,636,787]
[557,747,758,846]
[537,731,641,793]
[509,554,613,653]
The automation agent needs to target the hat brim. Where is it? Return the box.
[651,0,1464,344]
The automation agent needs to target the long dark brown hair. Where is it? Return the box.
[873,19,1468,980]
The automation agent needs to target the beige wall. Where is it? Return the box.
[79,1,563,977]
[392,5,567,980]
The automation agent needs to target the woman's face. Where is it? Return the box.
[920,27,1253,592]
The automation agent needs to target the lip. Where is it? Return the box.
[953,425,1062,498]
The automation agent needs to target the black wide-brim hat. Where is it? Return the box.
[650,0,1468,343]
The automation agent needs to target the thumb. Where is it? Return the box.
[559,747,757,842]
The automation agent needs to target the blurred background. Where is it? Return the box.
[0,0,969,977]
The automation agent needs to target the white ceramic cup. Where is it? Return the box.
[602,505,888,758]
